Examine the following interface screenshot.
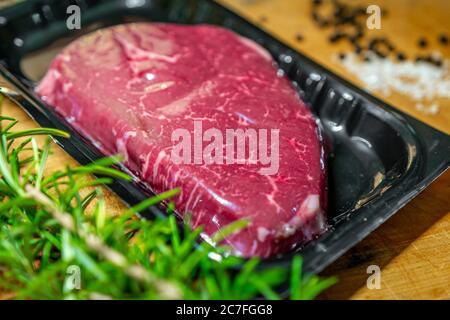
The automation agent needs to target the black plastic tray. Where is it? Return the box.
[0,0,449,277]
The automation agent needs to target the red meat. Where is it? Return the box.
[36,23,327,257]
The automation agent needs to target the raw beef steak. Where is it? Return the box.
[36,23,327,257]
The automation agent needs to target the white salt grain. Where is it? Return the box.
[338,53,450,115]
[415,103,440,115]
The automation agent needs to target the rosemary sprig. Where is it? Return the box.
[0,95,336,299]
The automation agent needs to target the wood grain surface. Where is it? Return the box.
[1,0,449,299]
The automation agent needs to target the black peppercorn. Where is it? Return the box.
[438,34,448,45]
[368,38,378,50]
[295,34,304,42]
[338,52,346,60]
[374,49,386,59]
[417,37,428,48]
[386,42,395,52]
[353,7,367,17]
[415,55,425,63]
[415,55,434,64]
[425,55,435,64]
[329,31,345,43]
[426,55,443,67]
[397,52,406,61]
[349,29,364,43]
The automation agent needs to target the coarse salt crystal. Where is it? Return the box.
[338,53,450,114]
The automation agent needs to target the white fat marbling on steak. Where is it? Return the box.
[36,23,327,257]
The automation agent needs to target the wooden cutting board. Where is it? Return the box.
[1,0,449,299]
